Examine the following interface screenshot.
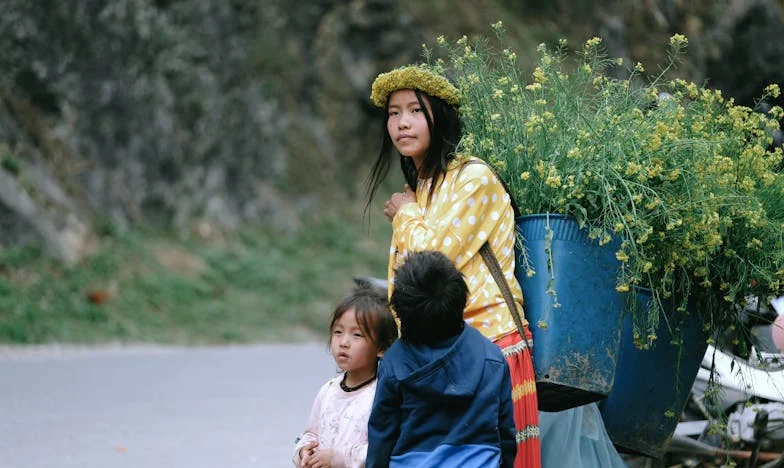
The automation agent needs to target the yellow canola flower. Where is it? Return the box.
[592,76,607,88]
[370,65,460,107]
[747,238,763,249]
[585,37,602,49]
[525,114,543,135]
[765,84,781,98]
[533,67,547,84]
[669,33,688,48]
[545,166,562,188]
[625,162,642,176]
[534,160,546,178]
[686,82,698,99]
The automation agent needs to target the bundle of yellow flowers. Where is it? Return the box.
[431,23,784,347]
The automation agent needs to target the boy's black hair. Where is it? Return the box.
[329,285,398,352]
[390,250,467,346]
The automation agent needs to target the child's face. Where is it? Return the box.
[330,307,381,380]
[386,89,432,166]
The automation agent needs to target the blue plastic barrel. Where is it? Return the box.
[515,214,625,412]
[599,288,708,458]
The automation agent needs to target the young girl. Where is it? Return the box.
[293,286,397,468]
[366,65,542,467]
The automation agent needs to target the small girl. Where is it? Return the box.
[293,286,397,468]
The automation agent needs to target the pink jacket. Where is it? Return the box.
[293,374,376,468]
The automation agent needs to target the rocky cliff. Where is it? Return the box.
[1,0,782,263]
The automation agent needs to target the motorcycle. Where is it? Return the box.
[662,295,784,467]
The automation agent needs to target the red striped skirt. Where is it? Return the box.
[495,327,541,468]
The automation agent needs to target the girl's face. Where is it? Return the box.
[330,307,382,382]
[386,89,432,167]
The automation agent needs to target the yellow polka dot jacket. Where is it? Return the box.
[388,156,527,342]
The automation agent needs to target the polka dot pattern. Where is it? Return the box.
[389,156,526,341]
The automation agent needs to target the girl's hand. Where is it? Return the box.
[304,447,332,468]
[299,441,318,467]
[383,184,416,222]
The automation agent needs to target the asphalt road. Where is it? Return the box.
[0,343,335,468]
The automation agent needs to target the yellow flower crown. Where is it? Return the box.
[370,65,460,108]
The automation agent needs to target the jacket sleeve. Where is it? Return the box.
[292,381,329,466]
[499,362,517,468]
[366,358,401,468]
[391,163,510,272]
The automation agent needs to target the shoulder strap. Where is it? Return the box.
[479,242,527,338]
[460,158,527,336]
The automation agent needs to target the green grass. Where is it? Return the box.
[0,212,391,345]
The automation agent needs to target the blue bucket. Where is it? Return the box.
[599,288,708,458]
[515,214,625,412]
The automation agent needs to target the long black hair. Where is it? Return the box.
[364,89,461,215]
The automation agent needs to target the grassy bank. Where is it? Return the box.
[0,213,391,345]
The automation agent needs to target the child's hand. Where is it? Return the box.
[299,441,318,467]
[383,184,416,221]
[304,447,332,468]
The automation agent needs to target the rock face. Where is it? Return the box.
[0,0,421,262]
[0,0,782,263]
[4,0,291,234]
[703,0,784,107]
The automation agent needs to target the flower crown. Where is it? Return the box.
[370,65,460,108]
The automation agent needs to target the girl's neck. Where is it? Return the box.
[412,157,438,180]
[343,368,376,388]
[411,155,423,172]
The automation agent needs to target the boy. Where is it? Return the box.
[366,250,516,468]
